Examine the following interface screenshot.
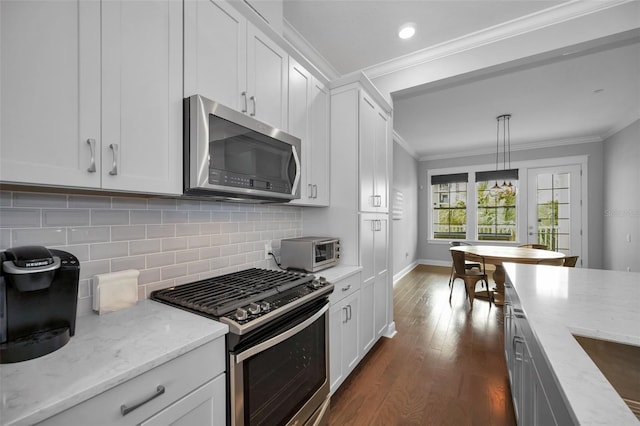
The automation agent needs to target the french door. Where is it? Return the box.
[527,165,582,263]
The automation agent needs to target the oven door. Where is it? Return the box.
[229,300,329,426]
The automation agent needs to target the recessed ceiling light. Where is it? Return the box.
[398,24,415,40]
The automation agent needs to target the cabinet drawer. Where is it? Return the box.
[39,338,225,426]
[329,273,361,306]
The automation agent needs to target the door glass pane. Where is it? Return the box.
[535,172,571,252]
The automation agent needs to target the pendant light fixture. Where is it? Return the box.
[490,114,516,197]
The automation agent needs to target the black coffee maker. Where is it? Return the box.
[0,245,80,364]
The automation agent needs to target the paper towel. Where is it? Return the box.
[92,269,140,315]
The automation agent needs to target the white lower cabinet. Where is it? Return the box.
[504,284,577,426]
[329,272,361,395]
[38,339,226,426]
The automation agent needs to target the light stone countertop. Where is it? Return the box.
[503,263,640,425]
[0,300,228,426]
[315,264,362,283]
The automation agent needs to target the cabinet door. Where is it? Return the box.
[359,279,375,354]
[140,375,225,426]
[374,271,388,338]
[246,23,288,129]
[0,0,101,188]
[101,0,182,194]
[288,58,312,203]
[373,103,389,211]
[309,78,330,205]
[343,292,360,374]
[183,0,247,110]
[359,94,377,211]
[329,302,345,394]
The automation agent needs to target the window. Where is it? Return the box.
[476,170,518,241]
[431,173,468,240]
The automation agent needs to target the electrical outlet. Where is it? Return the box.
[264,242,272,260]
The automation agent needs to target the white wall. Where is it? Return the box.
[417,141,605,268]
[391,141,418,281]
[603,120,640,272]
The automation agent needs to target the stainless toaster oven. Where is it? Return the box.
[280,237,340,273]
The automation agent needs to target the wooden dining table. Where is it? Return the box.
[449,245,566,305]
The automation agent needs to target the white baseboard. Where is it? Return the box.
[392,261,418,285]
[417,259,451,267]
[383,321,397,338]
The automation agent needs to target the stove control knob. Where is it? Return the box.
[235,307,248,321]
[248,303,261,315]
[260,301,271,312]
[318,276,327,284]
[310,280,323,289]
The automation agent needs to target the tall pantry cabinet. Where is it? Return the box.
[304,74,394,393]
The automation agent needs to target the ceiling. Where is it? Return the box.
[283,1,640,159]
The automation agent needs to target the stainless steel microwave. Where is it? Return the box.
[183,95,301,202]
[280,237,340,273]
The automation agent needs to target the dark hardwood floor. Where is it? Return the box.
[328,264,517,426]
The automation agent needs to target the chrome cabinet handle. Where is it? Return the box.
[120,385,165,416]
[312,184,318,199]
[108,143,118,176]
[241,91,248,113]
[341,284,351,292]
[308,184,313,198]
[86,139,96,173]
[250,95,256,116]
[347,304,352,321]
[372,195,382,207]
[342,306,348,323]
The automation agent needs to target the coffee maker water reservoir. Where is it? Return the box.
[0,246,79,363]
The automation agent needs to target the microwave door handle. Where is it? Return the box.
[234,303,328,364]
[290,146,301,196]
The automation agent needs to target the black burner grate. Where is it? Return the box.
[150,268,313,316]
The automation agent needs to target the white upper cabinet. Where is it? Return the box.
[289,58,330,206]
[0,0,182,195]
[101,0,182,194]
[184,0,288,130]
[359,93,390,213]
[0,0,101,188]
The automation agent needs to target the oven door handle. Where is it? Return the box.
[234,303,328,364]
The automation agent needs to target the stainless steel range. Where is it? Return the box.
[151,268,333,426]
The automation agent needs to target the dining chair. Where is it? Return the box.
[563,256,579,267]
[448,242,482,288]
[537,258,565,266]
[519,244,548,250]
[450,250,490,309]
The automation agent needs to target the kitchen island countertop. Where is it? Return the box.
[504,263,640,425]
[0,299,228,426]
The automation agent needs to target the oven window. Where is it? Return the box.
[244,313,326,425]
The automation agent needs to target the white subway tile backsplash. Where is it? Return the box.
[147,224,175,239]
[0,190,302,318]
[13,192,67,208]
[111,225,146,241]
[175,223,199,237]
[188,235,210,249]
[162,210,189,224]
[130,210,161,224]
[69,195,111,209]
[161,263,187,280]
[0,208,41,228]
[68,227,110,244]
[90,242,128,260]
[44,209,90,227]
[111,255,146,272]
[92,209,129,225]
[12,228,66,246]
[176,249,199,264]
[112,197,147,209]
[130,239,161,255]
[147,252,175,268]
[162,237,188,252]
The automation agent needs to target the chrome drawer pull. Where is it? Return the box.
[86,138,96,173]
[341,284,351,292]
[120,385,165,416]
[109,143,118,176]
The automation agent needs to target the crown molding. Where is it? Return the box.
[393,131,418,159]
[283,19,341,82]
[601,115,640,140]
[364,0,635,80]
[418,135,603,162]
